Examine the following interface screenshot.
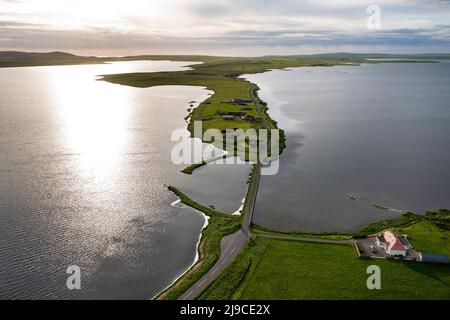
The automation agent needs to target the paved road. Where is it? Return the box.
[178,85,266,300]
[178,163,261,300]
[249,83,272,130]
[178,84,352,300]
[255,233,354,245]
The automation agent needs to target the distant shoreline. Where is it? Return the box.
[2,50,449,68]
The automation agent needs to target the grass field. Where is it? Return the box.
[200,238,450,300]
[398,221,450,256]
[199,239,266,300]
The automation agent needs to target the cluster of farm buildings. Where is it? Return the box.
[355,230,449,264]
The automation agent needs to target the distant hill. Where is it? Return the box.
[0,51,104,68]
[1,51,449,68]
[0,51,77,58]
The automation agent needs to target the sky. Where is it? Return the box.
[1,0,450,55]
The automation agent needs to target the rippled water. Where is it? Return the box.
[0,61,249,299]
[245,62,450,232]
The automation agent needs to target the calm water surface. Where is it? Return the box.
[245,62,450,232]
[0,61,248,299]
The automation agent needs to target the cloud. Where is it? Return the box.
[0,0,449,54]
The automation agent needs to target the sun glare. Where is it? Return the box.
[49,65,132,181]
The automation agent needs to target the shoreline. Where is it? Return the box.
[152,199,210,300]
[155,186,241,300]
[154,86,221,299]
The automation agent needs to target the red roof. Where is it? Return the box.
[389,240,406,251]
[383,231,406,251]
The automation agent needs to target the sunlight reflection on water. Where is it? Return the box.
[0,60,249,299]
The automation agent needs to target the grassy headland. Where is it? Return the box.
[353,209,449,238]
[100,56,360,154]
[181,160,207,175]
[250,224,353,240]
[181,154,229,175]
[250,209,449,240]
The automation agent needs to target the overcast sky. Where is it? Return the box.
[1,0,450,55]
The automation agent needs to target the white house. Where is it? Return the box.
[376,230,407,257]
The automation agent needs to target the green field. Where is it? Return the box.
[200,238,450,300]
[201,210,450,300]
[398,221,450,256]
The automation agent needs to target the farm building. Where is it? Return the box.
[222,115,235,120]
[230,98,252,105]
[376,230,409,257]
